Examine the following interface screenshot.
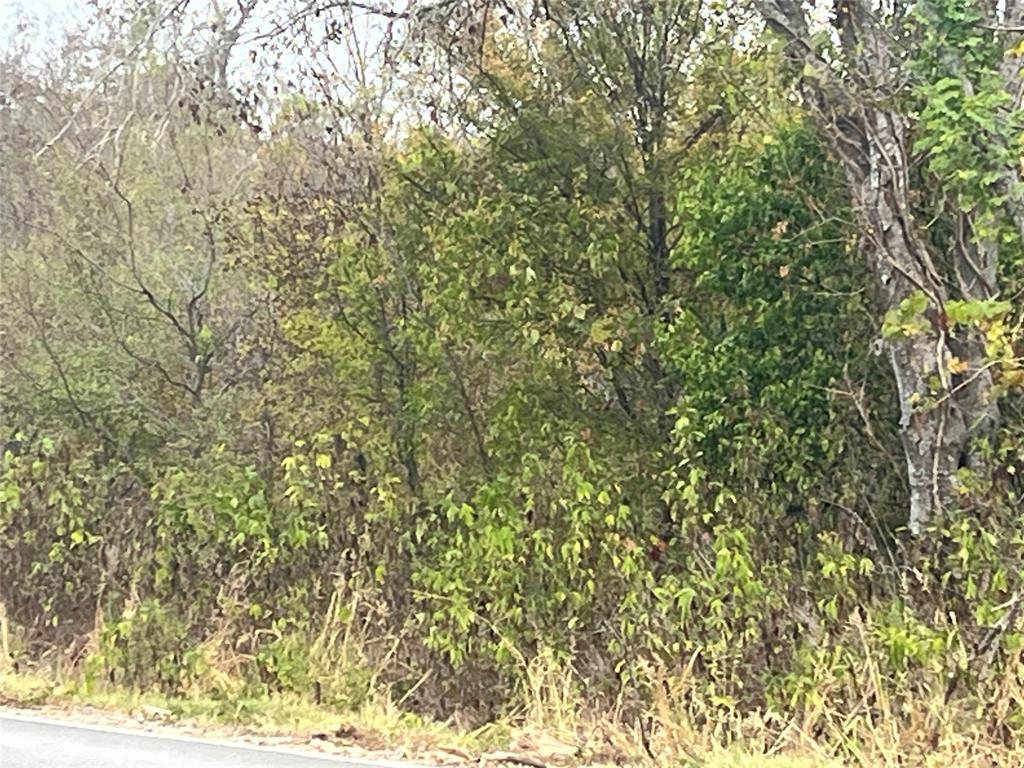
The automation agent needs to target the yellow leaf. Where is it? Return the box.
[948,357,970,374]
[999,369,1024,388]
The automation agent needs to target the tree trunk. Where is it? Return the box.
[754,0,1005,533]
[828,107,978,533]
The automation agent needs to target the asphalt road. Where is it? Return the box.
[0,713,417,768]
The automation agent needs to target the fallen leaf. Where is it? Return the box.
[482,751,547,768]
[436,744,472,760]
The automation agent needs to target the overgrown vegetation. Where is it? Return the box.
[2,1,1024,765]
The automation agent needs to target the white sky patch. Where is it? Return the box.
[1,0,87,42]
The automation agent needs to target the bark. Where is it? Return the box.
[755,0,1006,533]
[831,107,970,534]
[996,1,1024,243]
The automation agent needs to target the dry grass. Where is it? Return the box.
[6,654,1024,768]
[5,592,1024,768]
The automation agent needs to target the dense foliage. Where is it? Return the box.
[2,0,1024,758]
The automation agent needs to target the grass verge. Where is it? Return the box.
[0,667,845,767]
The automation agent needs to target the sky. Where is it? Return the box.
[0,0,88,49]
[2,0,86,27]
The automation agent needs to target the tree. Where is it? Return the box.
[1,2,261,448]
[753,0,1024,532]
[0,1,267,642]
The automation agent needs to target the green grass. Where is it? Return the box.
[0,670,54,706]
[0,669,497,759]
[0,668,847,766]
[9,669,1020,767]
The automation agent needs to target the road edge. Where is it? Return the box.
[0,708,439,768]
